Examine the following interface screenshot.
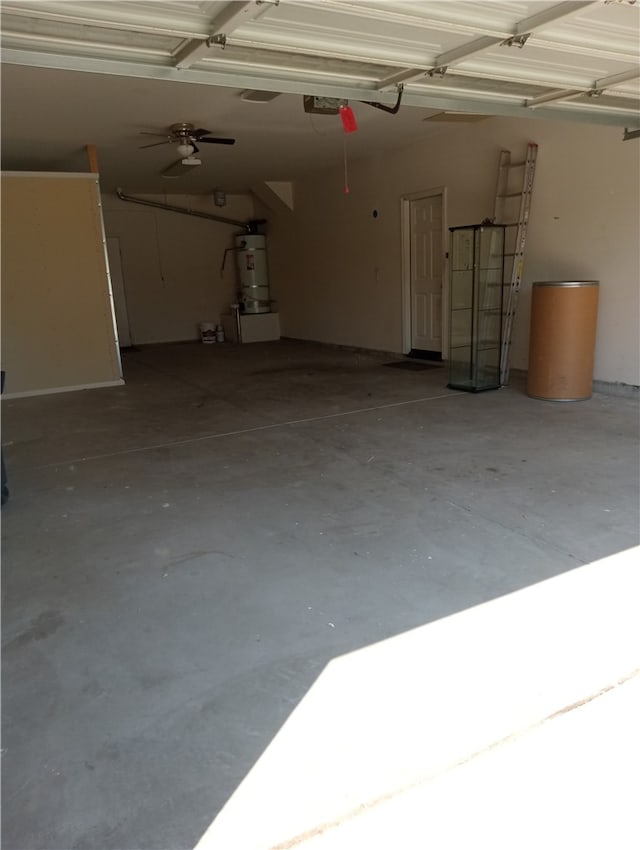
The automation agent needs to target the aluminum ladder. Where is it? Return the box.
[493,143,538,385]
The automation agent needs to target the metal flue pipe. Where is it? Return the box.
[115,188,256,231]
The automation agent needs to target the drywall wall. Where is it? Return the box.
[101,192,256,344]
[262,117,639,386]
[1,173,122,397]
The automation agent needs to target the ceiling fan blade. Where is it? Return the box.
[192,128,212,137]
[139,139,173,149]
[191,142,200,154]
[198,137,236,145]
[140,131,173,137]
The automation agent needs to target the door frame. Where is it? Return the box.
[400,186,448,358]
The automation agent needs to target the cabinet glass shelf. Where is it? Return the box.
[448,224,505,392]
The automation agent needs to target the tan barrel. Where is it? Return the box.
[527,281,599,401]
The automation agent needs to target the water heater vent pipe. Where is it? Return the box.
[115,189,260,232]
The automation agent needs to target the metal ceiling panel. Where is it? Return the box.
[1,0,638,126]
[412,74,554,100]
[0,0,225,37]
[463,49,635,88]
[199,44,394,82]
[0,14,179,53]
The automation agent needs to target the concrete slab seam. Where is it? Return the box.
[38,390,466,469]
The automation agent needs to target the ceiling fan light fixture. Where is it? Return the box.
[176,141,195,157]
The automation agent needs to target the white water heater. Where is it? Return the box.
[235,234,270,314]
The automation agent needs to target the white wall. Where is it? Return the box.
[102,192,255,344]
[263,117,639,386]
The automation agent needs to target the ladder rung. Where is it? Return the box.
[500,159,527,169]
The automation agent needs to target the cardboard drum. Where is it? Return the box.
[527,281,599,402]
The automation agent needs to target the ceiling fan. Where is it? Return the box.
[139,122,236,177]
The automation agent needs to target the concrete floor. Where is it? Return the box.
[2,340,638,850]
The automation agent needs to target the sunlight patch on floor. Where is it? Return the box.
[196,547,640,850]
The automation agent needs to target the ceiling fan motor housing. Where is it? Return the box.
[170,122,196,137]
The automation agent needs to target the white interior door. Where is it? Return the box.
[106,237,132,347]
[410,194,443,354]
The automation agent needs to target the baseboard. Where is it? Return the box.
[130,338,200,348]
[592,379,639,399]
[3,379,124,400]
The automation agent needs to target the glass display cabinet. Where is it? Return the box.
[448,224,505,392]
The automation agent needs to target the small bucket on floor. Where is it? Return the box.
[199,322,216,344]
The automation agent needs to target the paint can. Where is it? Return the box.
[199,322,216,344]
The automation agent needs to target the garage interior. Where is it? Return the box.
[1,2,639,849]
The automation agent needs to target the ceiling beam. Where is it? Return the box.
[376,0,597,90]
[513,0,596,34]
[174,1,277,70]
[526,65,640,108]
[525,88,585,108]
[173,41,212,70]
[595,67,640,89]
[371,68,436,89]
